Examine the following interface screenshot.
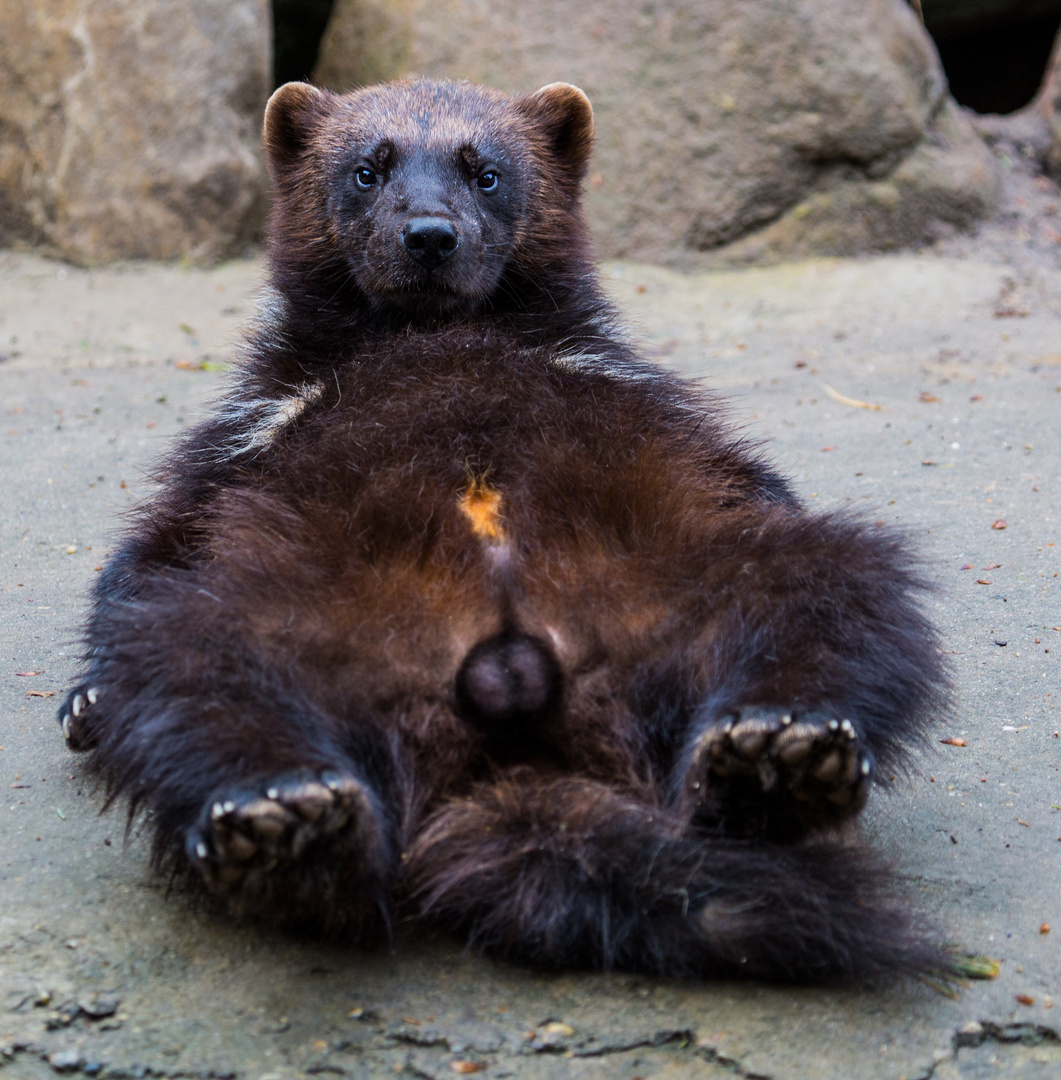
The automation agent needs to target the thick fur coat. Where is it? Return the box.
[61,79,947,981]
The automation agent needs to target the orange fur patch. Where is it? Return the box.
[458,480,506,542]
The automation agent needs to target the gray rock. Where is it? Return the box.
[77,991,120,1019]
[0,0,270,265]
[722,100,1002,263]
[47,1047,82,1071]
[314,0,999,266]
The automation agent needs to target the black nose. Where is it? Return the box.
[401,217,461,267]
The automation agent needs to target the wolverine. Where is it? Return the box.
[60,78,947,981]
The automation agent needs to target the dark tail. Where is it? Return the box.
[405,775,944,982]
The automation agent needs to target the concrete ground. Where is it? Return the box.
[0,236,1059,1078]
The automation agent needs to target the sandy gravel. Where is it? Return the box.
[1,215,1059,1078]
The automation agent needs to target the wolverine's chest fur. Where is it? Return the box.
[223,331,754,565]
[232,342,617,540]
[195,333,753,726]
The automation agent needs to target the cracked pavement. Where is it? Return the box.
[1,228,1059,1078]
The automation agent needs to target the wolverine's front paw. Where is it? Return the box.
[186,770,377,903]
[685,707,872,825]
[58,685,103,751]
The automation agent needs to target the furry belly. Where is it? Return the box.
[186,471,683,772]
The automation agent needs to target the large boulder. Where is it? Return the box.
[0,0,270,265]
[315,0,1000,266]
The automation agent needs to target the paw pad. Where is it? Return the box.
[187,771,371,895]
[687,706,872,819]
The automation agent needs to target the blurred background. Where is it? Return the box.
[1,0,1059,269]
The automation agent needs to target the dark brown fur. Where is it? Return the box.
[61,79,948,981]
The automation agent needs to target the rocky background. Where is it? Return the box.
[0,0,1060,267]
[0,0,271,266]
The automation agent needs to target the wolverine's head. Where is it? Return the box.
[264,78,594,320]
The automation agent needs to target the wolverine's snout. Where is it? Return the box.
[401,216,462,268]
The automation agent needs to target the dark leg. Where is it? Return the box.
[186,767,393,932]
[69,575,401,933]
[646,512,948,837]
[59,427,252,750]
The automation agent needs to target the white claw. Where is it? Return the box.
[780,713,792,726]
[86,688,98,705]
[840,719,854,736]
[266,788,279,800]
[195,842,209,860]
[326,778,340,791]
[62,714,72,740]
[211,802,225,819]
[827,719,839,731]
[72,694,84,717]
[223,800,235,813]
[860,758,871,776]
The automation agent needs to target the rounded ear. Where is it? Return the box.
[263,82,328,175]
[521,83,595,177]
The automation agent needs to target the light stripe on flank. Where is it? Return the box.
[550,346,660,382]
[217,379,326,458]
[458,478,506,543]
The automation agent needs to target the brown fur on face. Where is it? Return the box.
[61,79,949,983]
[263,79,593,320]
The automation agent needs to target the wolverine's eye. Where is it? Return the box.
[476,171,499,193]
[355,167,378,190]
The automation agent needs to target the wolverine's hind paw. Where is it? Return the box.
[58,685,102,751]
[186,770,374,898]
[686,707,872,823]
